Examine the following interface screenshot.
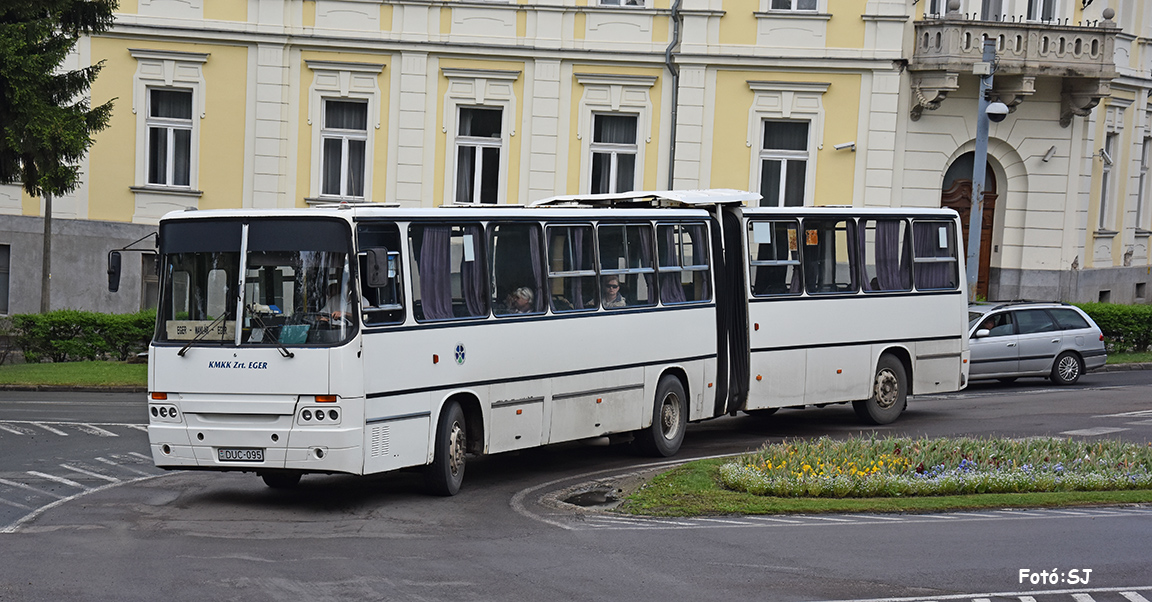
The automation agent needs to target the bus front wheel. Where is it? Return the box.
[636,375,687,457]
[853,355,907,425]
[425,400,466,496]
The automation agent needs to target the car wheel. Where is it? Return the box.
[1051,351,1083,386]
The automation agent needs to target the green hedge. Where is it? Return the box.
[11,309,156,363]
[1075,302,1152,353]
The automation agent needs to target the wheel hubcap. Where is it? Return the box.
[660,393,682,440]
[874,369,899,409]
[448,420,465,477]
[1058,357,1080,382]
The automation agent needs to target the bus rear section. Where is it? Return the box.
[735,207,970,424]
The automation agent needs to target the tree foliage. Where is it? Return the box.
[0,0,118,198]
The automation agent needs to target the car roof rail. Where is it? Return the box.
[986,299,1069,311]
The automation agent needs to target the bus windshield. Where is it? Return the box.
[156,217,356,347]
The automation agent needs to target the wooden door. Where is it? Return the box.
[941,170,997,299]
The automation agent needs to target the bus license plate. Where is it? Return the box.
[218,448,264,462]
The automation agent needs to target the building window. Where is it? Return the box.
[981,0,1004,20]
[1138,135,1150,230]
[925,0,946,16]
[321,100,368,199]
[770,0,816,9]
[455,107,502,204]
[1027,0,1056,21]
[0,244,9,315]
[590,114,638,194]
[1100,132,1117,230]
[759,121,809,207]
[600,0,645,6]
[146,89,193,187]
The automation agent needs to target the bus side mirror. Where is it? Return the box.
[364,248,392,288]
[107,251,122,293]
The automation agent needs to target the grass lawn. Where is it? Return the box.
[1108,351,1152,364]
[619,458,1152,517]
[0,361,147,387]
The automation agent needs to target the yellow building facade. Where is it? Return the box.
[0,0,1148,314]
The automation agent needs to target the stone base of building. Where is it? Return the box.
[990,267,1152,305]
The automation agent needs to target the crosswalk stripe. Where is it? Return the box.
[0,424,26,435]
[0,478,65,499]
[128,452,152,461]
[30,423,68,436]
[72,424,119,437]
[125,425,149,432]
[1072,594,1098,601]
[0,497,31,510]
[1122,593,1151,602]
[94,457,151,477]
[26,471,89,490]
[60,465,120,483]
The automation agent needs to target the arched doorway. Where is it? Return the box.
[941,153,997,299]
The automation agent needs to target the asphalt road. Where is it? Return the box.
[1,371,1151,602]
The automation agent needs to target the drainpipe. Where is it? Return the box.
[664,0,683,190]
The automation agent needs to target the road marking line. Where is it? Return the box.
[1072,595,1098,602]
[805,586,1152,602]
[0,497,31,510]
[693,517,754,525]
[0,479,64,499]
[30,423,68,436]
[125,425,149,432]
[857,515,905,521]
[1060,427,1129,436]
[94,457,152,477]
[60,465,120,483]
[801,516,854,522]
[744,516,803,524]
[129,452,152,461]
[26,471,89,490]
[1122,593,1151,602]
[1125,419,1152,425]
[72,424,119,437]
[0,424,26,435]
[1018,597,1038,602]
[1092,409,1152,418]
[1,473,166,534]
[973,598,992,602]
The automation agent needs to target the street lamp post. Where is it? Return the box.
[966,38,996,302]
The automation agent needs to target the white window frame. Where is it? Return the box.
[454,106,504,204]
[1139,133,1151,231]
[319,99,369,199]
[145,88,194,188]
[130,49,207,192]
[589,113,640,195]
[746,80,828,207]
[575,73,655,195]
[441,68,520,205]
[925,0,946,17]
[305,60,383,203]
[1099,104,1127,231]
[599,0,646,7]
[758,120,811,208]
[767,0,818,11]
[1026,0,1058,21]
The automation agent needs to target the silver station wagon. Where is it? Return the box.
[967,302,1108,385]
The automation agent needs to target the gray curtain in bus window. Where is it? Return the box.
[658,226,686,304]
[460,225,486,316]
[529,226,544,311]
[418,226,453,320]
[912,222,956,289]
[572,227,587,309]
[862,220,911,291]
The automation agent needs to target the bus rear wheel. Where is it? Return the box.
[424,400,466,496]
[853,355,907,425]
[635,375,687,457]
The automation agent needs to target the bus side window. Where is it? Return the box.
[657,223,711,304]
[357,223,405,325]
[748,220,801,296]
[860,218,912,293]
[802,218,857,295]
[597,223,656,309]
[547,224,598,312]
[409,223,489,321]
[911,220,959,290]
[490,222,545,316]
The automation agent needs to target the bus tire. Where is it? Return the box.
[853,355,907,425]
[424,400,466,496]
[1051,351,1083,386]
[260,471,301,489]
[636,375,687,457]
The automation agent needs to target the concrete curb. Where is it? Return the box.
[1097,362,1152,372]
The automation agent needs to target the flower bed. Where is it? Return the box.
[720,436,1152,498]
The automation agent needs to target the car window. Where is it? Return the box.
[976,312,1014,337]
[968,311,985,328]
[1049,308,1091,330]
[1014,309,1057,334]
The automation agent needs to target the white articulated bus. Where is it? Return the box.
[127,190,968,494]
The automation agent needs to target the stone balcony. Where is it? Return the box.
[909,9,1119,126]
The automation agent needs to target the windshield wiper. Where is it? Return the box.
[246,304,294,358]
[177,311,230,357]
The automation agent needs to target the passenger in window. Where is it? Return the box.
[501,287,535,314]
[602,276,626,309]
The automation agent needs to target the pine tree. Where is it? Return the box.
[0,0,118,312]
